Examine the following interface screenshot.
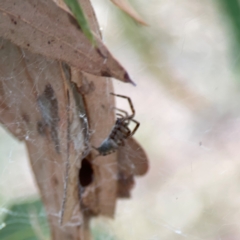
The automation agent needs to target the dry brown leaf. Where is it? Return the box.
[118,137,149,176]
[117,137,149,198]
[0,37,119,236]
[53,0,102,38]
[111,0,147,26]
[0,1,149,238]
[75,71,117,217]
[0,0,134,84]
[0,38,88,239]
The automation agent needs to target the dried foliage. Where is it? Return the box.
[110,0,147,25]
[0,0,134,84]
[0,0,148,239]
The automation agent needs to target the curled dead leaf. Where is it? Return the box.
[117,137,149,198]
[0,0,134,84]
[111,0,147,26]
[118,137,149,176]
[0,37,87,238]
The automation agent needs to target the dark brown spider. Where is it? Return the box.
[94,93,140,156]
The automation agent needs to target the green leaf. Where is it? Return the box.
[64,0,95,45]
[217,0,240,76]
[0,199,49,240]
[218,0,240,44]
[91,221,118,240]
[92,227,117,240]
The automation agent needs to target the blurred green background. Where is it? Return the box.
[2,0,240,239]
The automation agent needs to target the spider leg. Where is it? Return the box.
[113,107,128,118]
[116,113,125,118]
[110,93,135,117]
[129,119,140,136]
[91,146,101,156]
[119,125,131,137]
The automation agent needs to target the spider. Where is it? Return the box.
[94,93,140,156]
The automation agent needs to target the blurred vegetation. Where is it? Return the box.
[0,199,116,240]
[91,225,117,240]
[218,0,240,74]
[118,0,240,81]
[0,199,49,240]
[218,0,240,47]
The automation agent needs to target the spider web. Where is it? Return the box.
[1,0,240,239]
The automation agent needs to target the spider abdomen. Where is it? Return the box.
[96,138,119,156]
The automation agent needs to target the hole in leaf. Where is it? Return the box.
[79,158,93,187]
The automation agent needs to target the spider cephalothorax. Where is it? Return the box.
[94,93,140,156]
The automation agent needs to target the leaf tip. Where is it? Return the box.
[124,72,136,86]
